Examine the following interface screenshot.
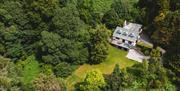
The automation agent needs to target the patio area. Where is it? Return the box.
[126,49,150,62]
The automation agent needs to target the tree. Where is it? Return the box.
[26,0,58,17]
[112,0,130,20]
[151,12,179,47]
[103,64,122,91]
[170,0,180,11]
[103,64,134,91]
[82,0,112,14]
[77,0,113,26]
[51,4,90,64]
[33,74,66,91]
[76,69,106,91]
[0,56,20,91]
[112,64,132,87]
[102,0,140,29]
[54,62,76,78]
[112,64,121,76]
[164,16,180,85]
[147,50,168,89]
[39,31,89,65]
[38,31,62,64]
[138,0,169,24]
[40,64,53,76]
[0,23,24,60]
[125,53,174,90]
[150,48,161,58]
[59,0,68,7]
[147,58,168,89]
[89,25,110,64]
[52,4,89,41]
[102,9,121,29]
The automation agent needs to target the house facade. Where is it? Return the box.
[111,21,142,50]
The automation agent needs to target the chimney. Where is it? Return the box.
[124,20,127,26]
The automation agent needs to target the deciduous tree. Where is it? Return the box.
[89,25,110,64]
[33,74,66,91]
[76,69,106,91]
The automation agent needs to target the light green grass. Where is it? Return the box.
[20,56,40,84]
[66,45,136,90]
[137,41,153,49]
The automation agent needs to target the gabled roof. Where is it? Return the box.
[113,23,142,42]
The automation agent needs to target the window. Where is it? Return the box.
[128,41,132,44]
[117,30,121,34]
[129,33,135,38]
[122,39,125,43]
[122,32,127,36]
[116,37,120,40]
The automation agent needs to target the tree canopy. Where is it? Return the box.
[0,0,179,90]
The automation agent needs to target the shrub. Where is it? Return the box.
[54,62,77,78]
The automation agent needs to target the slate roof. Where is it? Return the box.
[113,23,142,42]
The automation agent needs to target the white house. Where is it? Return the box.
[111,21,143,50]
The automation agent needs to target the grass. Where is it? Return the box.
[137,41,153,49]
[20,56,40,84]
[66,45,137,90]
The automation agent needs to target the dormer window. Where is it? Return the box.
[122,32,128,36]
[129,33,135,38]
[117,30,122,34]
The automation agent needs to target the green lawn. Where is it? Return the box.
[66,45,137,90]
[20,56,40,84]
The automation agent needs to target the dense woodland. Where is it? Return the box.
[0,0,179,91]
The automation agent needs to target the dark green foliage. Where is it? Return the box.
[138,1,179,88]
[0,23,25,60]
[26,0,58,17]
[59,0,68,7]
[102,9,120,29]
[103,53,175,90]
[104,64,133,91]
[89,25,110,64]
[39,31,89,65]
[127,58,171,89]
[164,19,180,85]
[112,0,130,20]
[52,4,89,41]
[138,0,169,24]
[50,4,90,64]
[103,64,122,91]
[102,0,139,29]
[170,0,180,11]
[54,62,77,78]
[112,64,121,76]
[77,0,95,26]
[152,11,180,47]
[136,44,152,56]
[39,31,62,64]
[103,74,122,91]
[77,0,113,26]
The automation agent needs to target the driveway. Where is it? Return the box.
[126,49,150,62]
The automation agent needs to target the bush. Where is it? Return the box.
[40,64,53,75]
[137,42,152,56]
[53,62,77,78]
